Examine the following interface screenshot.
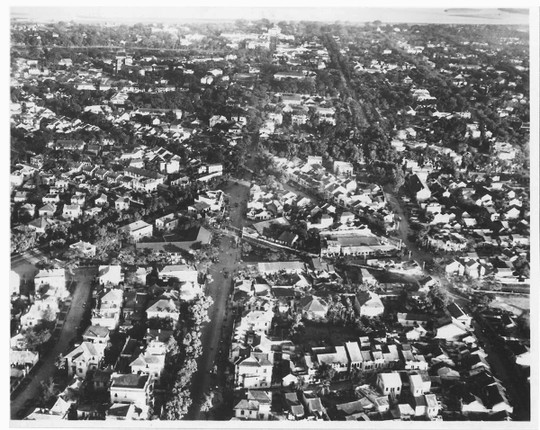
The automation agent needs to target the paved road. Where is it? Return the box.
[11,267,96,420]
[188,180,249,420]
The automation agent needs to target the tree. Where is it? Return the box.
[316,362,336,384]
[38,377,59,406]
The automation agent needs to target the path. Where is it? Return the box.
[11,267,96,420]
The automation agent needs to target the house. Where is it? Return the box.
[62,204,82,220]
[11,350,39,368]
[146,298,180,323]
[71,192,86,206]
[20,299,59,329]
[110,373,154,411]
[333,161,354,177]
[130,352,165,380]
[122,291,149,328]
[233,390,272,420]
[299,295,328,321]
[159,265,199,283]
[354,291,385,318]
[447,303,472,329]
[69,240,96,257]
[235,309,274,335]
[92,289,123,329]
[409,373,425,397]
[34,268,66,292]
[314,345,349,373]
[284,392,305,420]
[64,341,106,378]
[38,203,57,217]
[43,193,60,205]
[301,391,328,419]
[425,393,440,418]
[445,259,465,276]
[377,372,402,400]
[94,193,109,207]
[235,353,273,389]
[98,265,123,286]
[408,174,431,202]
[115,197,130,211]
[155,213,180,231]
[82,325,111,344]
[435,322,468,341]
[505,206,521,220]
[120,220,154,242]
[144,329,173,356]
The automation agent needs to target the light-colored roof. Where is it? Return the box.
[378,372,402,387]
[257,261,304,274]
[345,341,363,362]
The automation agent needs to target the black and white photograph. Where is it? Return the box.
[7,2,538,427]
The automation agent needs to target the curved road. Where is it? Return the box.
[11,267,95,420]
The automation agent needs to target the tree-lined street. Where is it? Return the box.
[11,267,95,418]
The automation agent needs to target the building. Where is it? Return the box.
[92,289,124,329]
[333,161,354,177]
[64,341,106,378]
[34,268,66,292]
[447,303,472,329]
[299,295,328,321]
[120,220,154,242]
[82,325,111,344]
[355,291,385,318]
[115,197,130,211]
[130,352,165,380]
[159,265,199,283]
[345,341,363,370]
[233,390,272,420]
[155,213,180,231]
[314,345,349,373]
[110,373,154,411]
[98,265,123,286]
[146,298,180,323]
[377,372,402,400]
[69,240,97,257]
[62,204,82,220]
[235,353,273,389]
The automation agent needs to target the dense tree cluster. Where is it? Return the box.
[162,295,213,420]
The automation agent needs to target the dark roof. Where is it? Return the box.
[124,166,164,180]
[336,400,365,416]
[111,373,149,389]
[447,302,466,319]
[355,291,371,307]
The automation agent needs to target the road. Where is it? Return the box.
[11,267,95,420]
[473,317,530,420]
[385,191,471,307]
[188,180,249,420]
[385,192,433,263]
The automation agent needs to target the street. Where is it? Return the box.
[188,180,249,419]
[11,267,96,420]
[473,317,530,420]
